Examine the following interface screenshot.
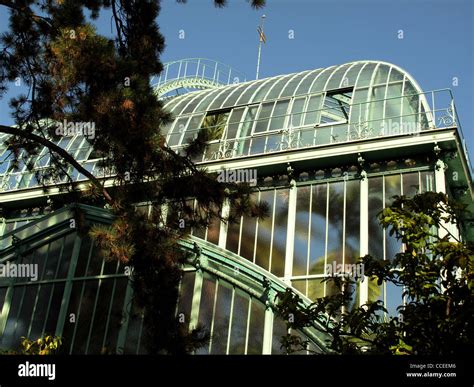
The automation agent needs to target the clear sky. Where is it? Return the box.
[1,0,473,166]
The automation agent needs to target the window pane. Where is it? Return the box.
[228,292,249,354]
[255,190,274,271]
[304,95,322,126]
[290,97,306,128]
[308,183,327,275]
[210,283,232,354]
[254,102,274,133]
[327,182,344,266]
[293,186,311,276]
[247,300,264,354]
[268,100,290,131]
[271,189,289,277]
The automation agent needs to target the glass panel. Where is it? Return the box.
[368,85,386,135]
[307,278,325,300]
[223,82,252,108]
[403,172,420,197]
[309,69,332,93]
[196,274,217,354]
[228,291,249,354]
[384,174,402,261]
[308,183,327,275]
[1,286,24,349]
[304,94,322,126]
[294,69,323,96]
[234,81,265,106]
[226,216,241,255]
[255,190,274,271]
[210,283,232,354]
[246,300,264,354]
[341,63,364,88]
[289,97,306,128]
[176,272,196,331]
[168,117,189,146]
[70,280,99,354]
[293,186,311,276]
[29,284,53,340]
[123,300,144,354]
[239,193,258,262]
[268,100,290,131]
[272,316,288,354]
[345,180,360,265]
[14,285,38,343]
[271,189,288,277]
[280,71,311,98]
[368,176,384,260]
[356,63,376,88]
[103,278,128,354]
[237,105,258,144]
[182,114,204,144]
[87,279,114,354]
[43,238,62,280]
[326,64,351,90]
[265,75,293,100]
[373,64,390,85]
[327,182,344,267]
[401,81,420,133]
[57,233,75,278]
[226,108,245,140]
[389,67,404,82]
[384,83,403,132]
[254,102,274,133]
[44,283,65,336]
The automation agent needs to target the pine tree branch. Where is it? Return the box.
[0,124,113,204]
[0,0,52,27]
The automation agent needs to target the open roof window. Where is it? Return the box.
[319,88,353,125]
[201,109,231,141]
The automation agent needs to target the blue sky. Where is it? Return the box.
[1,0,473,163]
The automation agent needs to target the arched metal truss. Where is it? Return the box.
[152,58,246,99]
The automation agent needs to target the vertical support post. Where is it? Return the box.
[359,170,369,307]
[218,199,230,249]
[284,178,297,285]
[189,270,203,331]
[262,306,274,354]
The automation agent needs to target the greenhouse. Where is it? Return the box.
[0,59,472,354]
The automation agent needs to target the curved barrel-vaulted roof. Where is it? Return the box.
[160,60,436,160]
[0,60,464,192]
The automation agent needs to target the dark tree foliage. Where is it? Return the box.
[0,0,266,354]
[275,192,474,355]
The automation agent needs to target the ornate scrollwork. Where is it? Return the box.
[208,140,234,160]
[274,127,304,151]
[349,123,373,140]
[437,106,455,127]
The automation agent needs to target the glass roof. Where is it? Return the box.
[162,61,418,116]
[1,60,454,192]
